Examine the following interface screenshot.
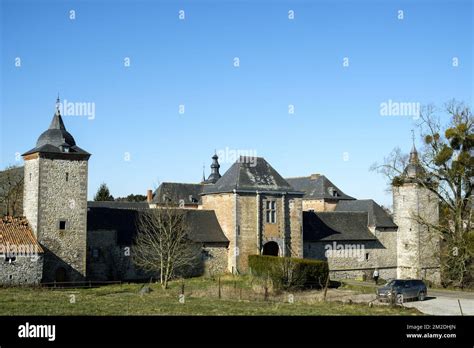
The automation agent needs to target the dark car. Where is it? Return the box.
[376,279,427,302]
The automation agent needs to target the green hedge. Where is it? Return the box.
[248,255,329,290]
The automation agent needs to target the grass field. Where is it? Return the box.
[0,276,421,316]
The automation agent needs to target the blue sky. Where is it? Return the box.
[1,0,472,206]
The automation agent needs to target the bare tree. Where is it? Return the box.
[371,101,473,287]
[0,165,24,217]
[132,207,200,289]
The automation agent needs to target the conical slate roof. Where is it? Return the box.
[35,112,77,148]
[22,108,90,157]
[203,157,302,194]
[401,145,425,181]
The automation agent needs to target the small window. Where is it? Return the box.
[365,253,369,261]
[59,220,67,230]
[66,172,69,182]
[5,256,16,264]
[29,173,32,182]
[9,275,13,280]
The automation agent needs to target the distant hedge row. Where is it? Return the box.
[248,255,329,290]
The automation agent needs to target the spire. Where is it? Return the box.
[401,130,425,180]
[56,94,61,113]
[204,152,221,184]
[49,96,66,130]
[202,164,206,183]
[409,129,419,164]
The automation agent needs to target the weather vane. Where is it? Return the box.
[56,93,61,113]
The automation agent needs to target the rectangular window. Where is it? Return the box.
[59,220,67,230]
[265,200,277,224]
[4,256,16,264]
[66,172,69,182]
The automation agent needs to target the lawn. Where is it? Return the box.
[0,275,421,316]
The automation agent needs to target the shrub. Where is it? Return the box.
[248,255,328,291]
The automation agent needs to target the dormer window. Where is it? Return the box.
[59,143,70,153]
[328,187,339,197]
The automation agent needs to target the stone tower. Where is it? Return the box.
[201,157,304,273]
[392,144,440,284]
[22,100,91,282]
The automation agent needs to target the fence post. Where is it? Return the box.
[323,275,330,302]
[264,274,268,301]
[458,299,464,316]
[181,281,185,296]
[218,277,221,299]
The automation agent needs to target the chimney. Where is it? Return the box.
[310,173,321,180]
[146,189,153,203]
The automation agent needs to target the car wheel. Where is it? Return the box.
[418,291,425,301]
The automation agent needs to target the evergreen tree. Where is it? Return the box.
[94,183,114,201]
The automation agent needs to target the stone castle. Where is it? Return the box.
[0,103,441,284]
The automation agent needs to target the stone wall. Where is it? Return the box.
[302,199,337,212]
[23,157,40,235]
[87,229,229,281]
[202,192,304,274]
[238,194,259,271]
[288,196,303,257]
[201,244,228,277]
[0,255,43,285]
[304,233,398,281]
[393,184,440,284]
[201,193,235,272]
[35,157,88,282]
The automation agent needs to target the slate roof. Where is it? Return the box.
[303,211,376,241]
[22,112,90,157]
[203,157,302,194]
[87,201,149,210]
[0,216,44,253]
[402,145,426,182]
[335,199,397,228]
[152,183,204,204]
[87,207,228,245]
[285,175,355,200]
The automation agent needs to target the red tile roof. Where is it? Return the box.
[0,216,44,254]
